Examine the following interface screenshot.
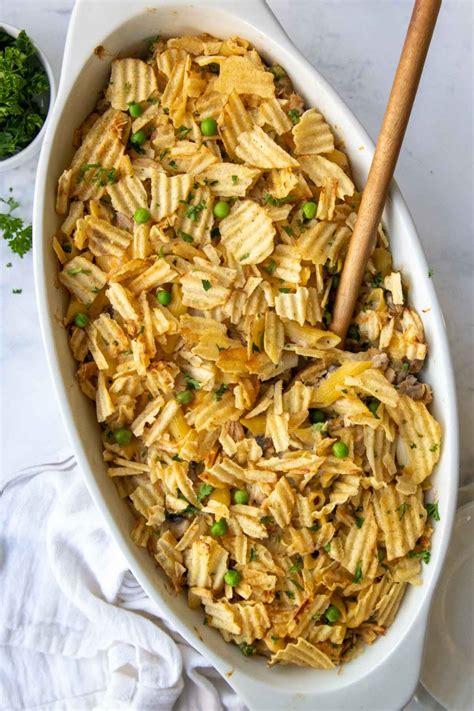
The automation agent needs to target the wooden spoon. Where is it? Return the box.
[331,0,442,343]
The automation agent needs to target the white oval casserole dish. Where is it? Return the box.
[33,1,459,709]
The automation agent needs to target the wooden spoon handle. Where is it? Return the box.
[331,0,441,342]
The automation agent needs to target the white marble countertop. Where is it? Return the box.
[1,0,472,484]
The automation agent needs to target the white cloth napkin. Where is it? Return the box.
[0,453,247,711]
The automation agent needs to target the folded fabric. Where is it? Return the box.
[0,452,246,711]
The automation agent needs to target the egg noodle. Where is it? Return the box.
[54,34,441,668]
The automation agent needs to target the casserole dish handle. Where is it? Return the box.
[60,0,291,96]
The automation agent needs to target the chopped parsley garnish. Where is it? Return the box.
[251,343,260,353]
[323,543,331,553]
[12,288,22,294]
[262,192,295,207]
[288,108,301,125]
[260,516,274,525]
[77,163,117,186]
[282,225,294,236]
[239,252,250,261]
[213,383,229,401]
[177,229,193,243]
[249,548,258,561]
[428,268,434,278]
[185,199,206,222]
[408,548,431,564]
[168,159,177,168]
[231,175,238,185]
[355,515,365,529]
[279,287,291,293]
[264,260,277,274]
[396,502,410,520]
[370,271,383,288]
[176,125,192,138]
[0,196,32,257]
[184,373,201,390]
[289,577,304,591]
[0,30,49,158]
[409,442,417,449]
[353,560,363,584]
[239,642,256,657]
[425,502,440,521]
[159,148,170,160]
[197,483,214,501]
[285,590,295,600]
[429,443,439,453]
[269,64,286,79]
[66,267,91,276]
[288,556,303,573]
[202,279,212,291]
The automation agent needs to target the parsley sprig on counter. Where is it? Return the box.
[0,196,32,257]
[0,30,49,159]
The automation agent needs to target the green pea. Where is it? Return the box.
[210,518,228,537]
[113,428,132,446]
[128,102,143,118]
[200,117,217,136]
[309,408,326,424]
[367,398,380,415]
[233,489,249,505]
[302,201,317,220]
[133,207,150,224]
[224,569,241,587]
[332,441,349,458]
[325,605,341,623]
[157,290,172,306]
[74,312,89,328]
[176,390,193,405]
[130,129,147,145]
[213,201,230,219]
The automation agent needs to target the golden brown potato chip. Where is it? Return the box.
[198,163,260,197]
[150,171,192,221]
[214,56,274,97]
[236,126,298,169]
[219,200,276,265]
[106,58,158,111]
[293,108,335,155]
[299,154,354,198]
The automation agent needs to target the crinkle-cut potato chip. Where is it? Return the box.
[55,31,441,670]
[218,91,253,159]
[236,126,298,169]
[267,168,298,200]
[219,199,275,265]
[270,638,335,669]
[106,175,148,217]
[387,395,441,483]
[175,186,214,245]
[298,154,355,199]
[293,108,335,155]
[106,58,158,111]
[275,287,309,326]
[69,109,130,202]
[257,97,293,135]
[83,216,131,258]
[150,171,192,221]
[59,256,107,305]
[296,221,351,267]
[166,141,218,175]
[198,164,260,198]
[214,56,274,97]
[373,484,427,560]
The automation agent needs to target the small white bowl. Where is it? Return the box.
[0,22,56,173]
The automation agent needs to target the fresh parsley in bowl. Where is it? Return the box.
[0,25,55,169]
